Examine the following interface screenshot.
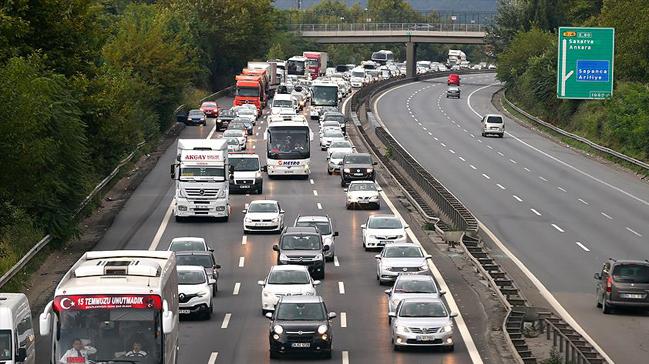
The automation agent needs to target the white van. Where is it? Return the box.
[481,114,505,138]
[271,93,297,115]
[0,293,35,364]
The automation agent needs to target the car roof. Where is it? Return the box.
[250,199,278,205]
[177,265,206,272]
[369,214,398,219]
[395,274,436,282]
[349,180,375,185]
[384,242,417,249]
[399,296,445,304]
[345,152,370,157]
[175,251,212,257]
[283,226,319,234]
[296,215,330,223]
[270,265,310,272]
[485,114,503,118]
[171,237,205,243]
[278,295,323,304]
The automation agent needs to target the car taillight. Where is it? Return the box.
[606,276,613,293]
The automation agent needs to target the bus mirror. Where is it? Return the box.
[16,347,26,362]
[162,300,175,334]
[170,164,175,180]
[39,301,53,336]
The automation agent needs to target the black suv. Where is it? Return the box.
[273,227,328,279]
[340,153,377,187]
[216,109,236,131]
[266,295,336,359]
[594,258,649,314]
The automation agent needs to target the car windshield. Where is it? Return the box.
[384,246,422,258]
[169,240,205,252]
[394,279,437,293]
[180,167,225,178]
[324,130,343,138]
[275,303,326,321]
[281,235,321,250]
[330,141,351,148]
[330,152,348,160]
[296,220,332,235]
[0,330,11,360]
[248,202,278,213]
[176,255,213,268]
[238,109,254,115]
[487,116,503,124]
[268,270,311,285]
[273,99,293,108]
[352,71,365,78]
[345,155,371,164]
[178,270,206,285]
[189,110,204,117]
[399,301,447,318]
[201,102,217,108]
[223,130,243,137]
[349,183,377,192]
[324,114,345,123]
[612,264,649,284]
[229,157,259,171]
[368,217,402,229]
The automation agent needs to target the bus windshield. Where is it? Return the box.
[287,60,305,76]
[312,86,338,107]
[267,128,310,160]
[54,295,162,364]
[0,330,11,360]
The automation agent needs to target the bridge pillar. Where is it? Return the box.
[406,42,418,78]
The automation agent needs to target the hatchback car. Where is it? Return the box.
[186,109,206,126]
[294,215,338,261]
[327,151,349,175]
[341,153,376,187]
[243,200,285,233]
[258,265,320,314]
[225,137,241,152]
[216,109,235,130]
[177,265,213,319]
[376,243,431,285]
[446,86,460,99]
[390,297,457,351]
[200,101,220,118]
[273,227,328,279]
[327,141,354,160]
[345,181,381,210]
[361,215,408,250]
[481,114,505,138]
[228,118,253,135]
[266,295,336,359]
[176,251,221,296]
[223,129,247,149]
[321,111,347,134]
[385,274,445,316]
[235,107,257,125]
[447,73,460,86]
[595,259,649,314]
[168,237,211,252]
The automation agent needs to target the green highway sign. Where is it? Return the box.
[557,27,615,99]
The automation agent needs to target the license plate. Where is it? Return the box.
[291,343,311,348]
[239,185,250,188]
[417,336,433,341]
[354,173,364,176]
[179,309,190,314]
[622,293,645,299]
[379,241,392,245]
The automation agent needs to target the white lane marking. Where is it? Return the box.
[255,132,259,136]
[334,256,340,267]
[510,159,518,164]
[497,184,506,190]
[428,131,433,136]
[338,281,345,294]
[233,283,241,295]
[310,179,314,184]
[417,122,422,126]
[377,186,484,364]
[482,173,491,180]
[221,313,231,329]
[241,236,247,245]
[342,351,349,364]
[207,124,217,139]
[252,145,256,150]
[470,164,477,170]
[340,312,347,328]
[317,202,323,209]
[557,186,567,192]
[470,134,475,138]
[148,200,175,250]
[576,242,590,252]
[497,151,504,156]
[487,145,493,150]
[440,142,446,147]
[433,137,439,141]
[552,224,565,233]
[524,167,531,172]
[626,227,643,237]
[208,352,218,364]
[238,257,245,267]
[478,139,483,143]
[600,212,613,220]
[313,190,318,196]
[423,127,428,131]
[530,208,542,216]
[449,149,456,154]
[578,198,589,205]
[463,128,468,132]
[539,176,548,182]
[459,156,466,162]
[513,195,523,202]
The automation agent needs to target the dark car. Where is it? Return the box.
[186,109,206,126]
[446,86,461,99]
[273,227,328,279]
[175,251,222,297]
[228,118,254,135]
[321,111,347,134]
[340,153,376,187]
[266,295,336,359]
[595,259,649,314]
[216,109,236,131]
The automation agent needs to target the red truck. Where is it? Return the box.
[234,74,266,114]
[303,51,329,80]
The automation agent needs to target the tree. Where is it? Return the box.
[496,27,554,85]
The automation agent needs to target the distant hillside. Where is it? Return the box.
[275,0,497,12]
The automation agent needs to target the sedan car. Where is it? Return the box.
[200,101,220,118]
[376,243,431,285]
[258,265,319,314]
[345,180,381,209]
[266,295,336,359]
[319,120,341,134]
[177,265,213,319]
[243,200,285,233]
[327,151,349,175]
[294,215,338,262]
[168,237,211,252]
[446,86,460,99]
[186,109,206,126]
[390,297,456,351]
[176,251,221,296]
[235,107,257,125]
[320,129,346,150]
[361,215,408,250]
[223,129,246,150]
[327,140,354,159]
[385,274,445,317]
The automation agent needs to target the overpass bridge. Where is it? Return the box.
[289,22,488,77]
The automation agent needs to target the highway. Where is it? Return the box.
[374,73,649,364]
[77,95,479,363]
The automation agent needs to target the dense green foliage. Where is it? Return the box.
[492,0,649,162]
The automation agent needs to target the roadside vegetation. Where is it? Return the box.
[491,0,649,163]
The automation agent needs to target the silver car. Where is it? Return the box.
[327,151,348,175]
[390,297,457,351]
[294,215,338,261]
[385,274,445,317]
[375,243,431,285]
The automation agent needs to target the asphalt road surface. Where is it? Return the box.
[375,73,649,364]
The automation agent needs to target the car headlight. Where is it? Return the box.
[369,235,377,239]
[317,325,328,334]
[323,237,333,245]
[394,235,403,239]
[439,324,453,333]
[419,263,429,271]
[273,325,284,335]
[344,168,350,173]
[314,254,323,261]
[244,216,252,223]
[396,325,410,333]
[197,289,210,297]
[217,188,226,199]
[271,217,279,223]
[366,168,373,173]
[279,254,289,262]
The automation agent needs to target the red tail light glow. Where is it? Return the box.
[606,276,613,293]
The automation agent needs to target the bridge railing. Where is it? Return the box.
[289,23,487,33]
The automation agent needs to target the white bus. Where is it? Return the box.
[39,251,179,364]
[265,119,312,177]
[371,50,395,65]
[286,56,308,79]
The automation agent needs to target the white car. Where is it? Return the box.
[361,215,408,250]
[243,200,285,233]
[177,265,213,319]
[385,274,445,317]
[168,237,211,252]
[481,114,505,138]
[234,103,259,118]
[225,137,241,152]
[327,151,349,175]
[375,243,431,285]
[223,129,247,149]
[258,265,319,314]
[345,181,381,209]
[320,128,346,150]
[327,140,354,159]
[235,107,257,125]
[319,120,341,133]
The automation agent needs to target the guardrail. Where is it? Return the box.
[502,91,649,172]
[289,22,487,33]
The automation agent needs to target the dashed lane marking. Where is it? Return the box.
[513,195,523,202]
[233,283,240,295]
[552,224,565,233]
[241,236,247,245]
[221,313,231,329]
[338,281,345,294]
[238,257,245,267]
[340,312,347,328]
[334,256,340,267]
[576,242,590,252]
[626,227,643,237]
[208,352,218,364]
[530,208,542,216]
[600,212,613,220]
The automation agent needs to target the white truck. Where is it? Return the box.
[447,49,467,66]
[171,139,230,222]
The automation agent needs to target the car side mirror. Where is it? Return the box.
[322,245,330,252]
[328,312,337,319]
[257,280,265,286]
[208,248,214,252]
[425,255,432,260]
[372,162,378,165]
[361,224,366,229]
[450,312,459,318]
[333,232,339,237]
[388,312,396,318]
[229,165,235,175]
[384,289,391,295]
[439,290,446,295]
[377,188,382,192]
[16,347,26,362]
[404,225,410,229]
[261,166,268,172]
[343,188,348,192]
[375,255,381,260]
[242,209,247,213]
[313,280,321,286]
[265,312,273,319]
[280,209,285,214]
[170,164,176,180]
[594,273,601,280]
[215,264,221,269]
[272,244,280,252]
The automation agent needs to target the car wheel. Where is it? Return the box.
[327,169,332,175]
[204,306,212,320]
[393,344,400,352]
[447,344,455,352]
[499,133,504,138]
[375,202,381,210]
[602,296,612,314]
[481,132,486,137]
[212,284,217,297]
[257,185,263,194]
[340,180,346,187]
[269,351,280,359]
